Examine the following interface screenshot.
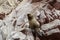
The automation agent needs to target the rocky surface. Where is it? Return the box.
[0,0,60,40]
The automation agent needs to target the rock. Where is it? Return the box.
[31,0,42,3]
[6,31,26,40]
[0,13,5,20]
[0,29,6,40]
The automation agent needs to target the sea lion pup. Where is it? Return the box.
[27,14,45,40]
[27,14,40,29]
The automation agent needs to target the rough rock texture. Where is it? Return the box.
[0,0,60,40]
